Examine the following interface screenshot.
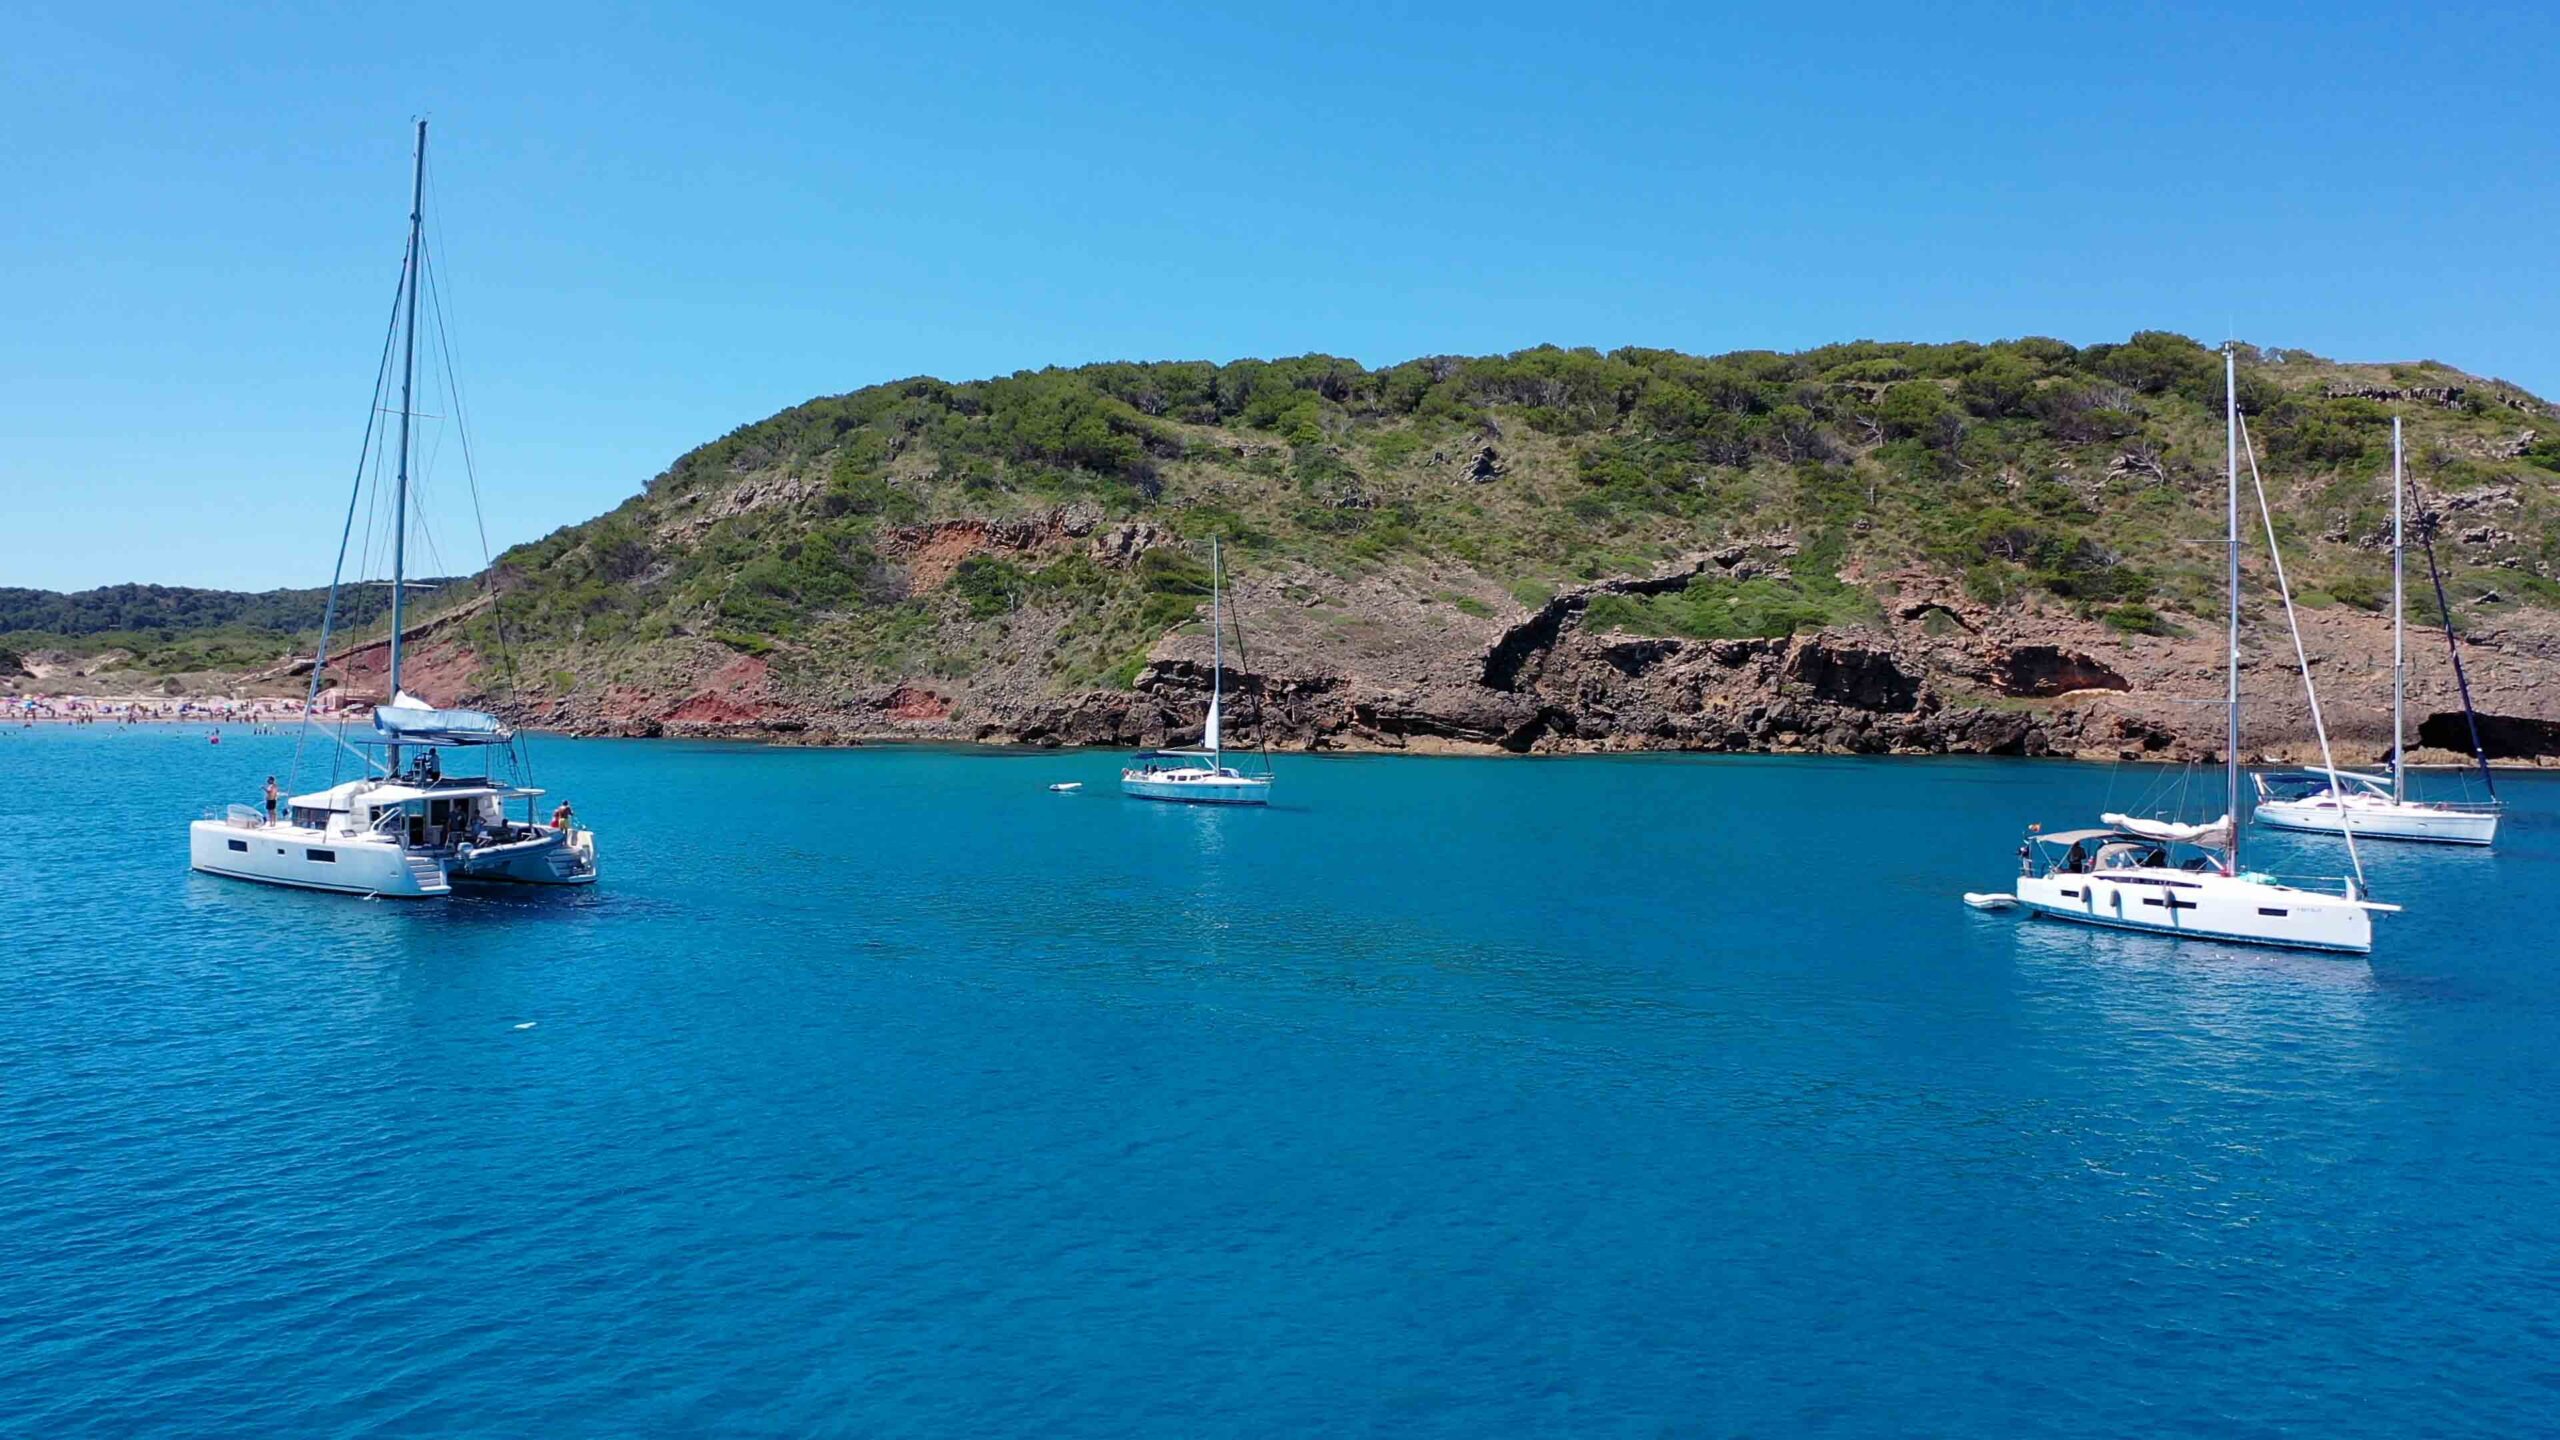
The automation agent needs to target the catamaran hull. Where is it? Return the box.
[2255,800,2497,846]
[2014,873,2372,954]
[187,821,449,897]
[1120,777,1273,805]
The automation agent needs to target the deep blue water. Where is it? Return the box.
[3,725,2556,1436]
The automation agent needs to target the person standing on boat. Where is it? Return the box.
[263,776,280,826]
[551,799,575,835]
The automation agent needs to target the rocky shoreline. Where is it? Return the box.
[501,552,2560,769]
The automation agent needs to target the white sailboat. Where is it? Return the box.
[1982,349,2397,954]
[2253,416,2502,845]
[1121,536,1275,806]
[188,122,598,898]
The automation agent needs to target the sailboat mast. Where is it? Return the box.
[2224,347,2243,874]
[389,119,427,726]
[2391,415,2406,801]
[1209,535,1224,767]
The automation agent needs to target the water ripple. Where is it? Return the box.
[1,731,2555,1435]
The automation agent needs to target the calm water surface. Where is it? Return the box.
[3,726,2555,1436]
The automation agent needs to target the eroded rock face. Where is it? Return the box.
[1597,639,1682,677]
[491,521,2560,767]
[1993,644,2130,698]
[1481,561,1711,691]
[883,685,951,723]
[1090,522,1168,567]
[1785,637,1919,712]
[2422,710,2560,760]
[2322,382,2467,408]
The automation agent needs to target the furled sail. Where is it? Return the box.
[1202,692,1222,753]
[2102,812,2231,847]
[375,690,513,746]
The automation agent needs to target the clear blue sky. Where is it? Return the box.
[5,2,2554,591]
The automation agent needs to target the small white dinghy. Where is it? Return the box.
[1963,892,2020,912]
[1048,782,1083,793]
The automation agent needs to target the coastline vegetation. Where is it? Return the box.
[12,336,2553,703]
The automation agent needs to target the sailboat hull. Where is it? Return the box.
[2256,799,2498,845]
[1120,772,1273,805]
[2014,870,2373,954]
[188,820,450,897]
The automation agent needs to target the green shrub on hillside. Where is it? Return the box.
[2523,432,2560,473]
[1878,381,1959,442]
[950,556,1031,618]
[1135,547,1212,632]
[2101,604,2177,636]
[1583,572,1877,640]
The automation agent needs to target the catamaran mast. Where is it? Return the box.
[1209,535,1224,768]
[2224,347,2243,874]
[2391,415,2406,801]
[388,119,426,768]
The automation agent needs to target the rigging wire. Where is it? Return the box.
[1209,539,1275,774]
[2413,502,2499,799]
[337,321,404,792]
[419,177,535,781]
[292,257,411,793]
[2237,411,2369,893]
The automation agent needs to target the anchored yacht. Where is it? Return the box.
[189,702,596,897]
[1123,536,1274,806]
[1979,349,2396,954]
[2253,416,2502,846]
[188,121,598,898]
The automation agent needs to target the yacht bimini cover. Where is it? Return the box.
[2101,812,2231,846]
[374,690,513,747]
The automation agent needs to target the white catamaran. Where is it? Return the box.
[188,121,598,898]
[2253,416,2503,845]
[1978,349,2396,954]
[1122,536,1274,805]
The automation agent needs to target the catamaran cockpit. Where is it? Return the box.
[285,774,553,851]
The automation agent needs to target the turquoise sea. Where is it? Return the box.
[3,724,2555,1436]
